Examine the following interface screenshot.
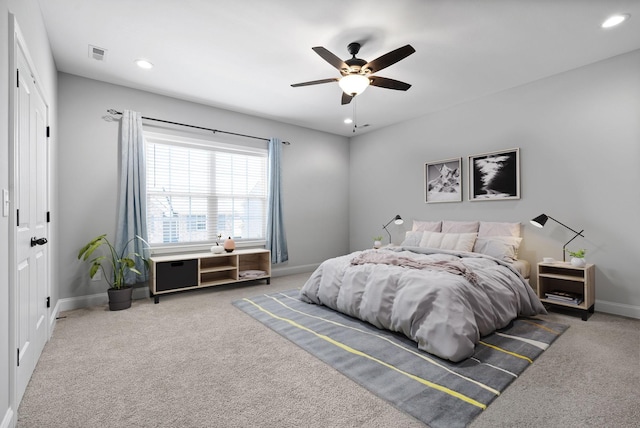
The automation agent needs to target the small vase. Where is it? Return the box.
[210,244,224,254]
[571,257,586,267]
[224,237,236,253]
[373,240,382,249]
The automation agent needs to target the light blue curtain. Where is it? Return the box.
[266,138,288,263]
[115,110,149,284]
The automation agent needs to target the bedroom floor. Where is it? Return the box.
[17,272,640,428]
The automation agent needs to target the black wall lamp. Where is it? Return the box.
[383,215,404,244]
[530,214,584,262]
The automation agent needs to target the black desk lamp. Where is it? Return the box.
[383,215,404,244]
[530,214,584,262]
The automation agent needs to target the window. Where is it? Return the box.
[145,132,267,247]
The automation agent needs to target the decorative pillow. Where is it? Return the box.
[473,236,523,262]
[401,231,424,247]
[419,231,477,252]
[478,221,521,237]
[412,220,442,232]
[441,221,480,233]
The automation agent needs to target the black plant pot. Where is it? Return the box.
[108,286,133,311]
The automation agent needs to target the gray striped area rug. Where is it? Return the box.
[233,289,568,428]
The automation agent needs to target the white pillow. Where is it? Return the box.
[473,236,523,262]
[441,221,480,233]
[478,221,521,237]
[419,231,478,252]
[412,220,442,232]
[401,231,424,246]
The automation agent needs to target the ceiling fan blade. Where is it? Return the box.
[312,46,348,72]
[291,78,339,87]
[369,76,412,91]
[363,44,415,74]
[341,92,353,105]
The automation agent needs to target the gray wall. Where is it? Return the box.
[1,0,58,424]
[350,49,640,318]
[57,73,350,302]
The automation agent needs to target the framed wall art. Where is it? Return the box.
[468,148,520,201]
[424,157,462,203]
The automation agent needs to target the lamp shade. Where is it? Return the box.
[338,74,370,96]
[393,215,404,225]
[530,214,548,228]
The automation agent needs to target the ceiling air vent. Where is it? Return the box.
[88,45,107,61]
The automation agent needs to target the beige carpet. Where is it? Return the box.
[18,273,640,427]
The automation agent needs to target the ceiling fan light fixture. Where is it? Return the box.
[338,74,370,96]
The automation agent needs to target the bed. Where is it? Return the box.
[299,220,546,362]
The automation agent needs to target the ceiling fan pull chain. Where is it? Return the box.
[352,97,357,133]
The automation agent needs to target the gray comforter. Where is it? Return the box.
[299,246,546,362]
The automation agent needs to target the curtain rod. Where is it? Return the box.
[106,109,290,145]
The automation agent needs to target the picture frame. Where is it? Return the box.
[468,148,520,201]
[424,157,462,203]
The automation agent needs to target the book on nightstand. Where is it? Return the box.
[545,290,583,305]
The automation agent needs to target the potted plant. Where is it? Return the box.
[373,236,384,249]
[77,234,149,311]
[566,248,586,267]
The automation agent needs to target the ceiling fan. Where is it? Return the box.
[291,42,416,105]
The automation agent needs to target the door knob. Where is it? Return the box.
[30,237,48,247]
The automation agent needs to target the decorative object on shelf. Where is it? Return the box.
[210,245,224,254]
[469,148,520,201]
[373,236,383,249]
[425,157,462,203]
[382,215,404,244]
[224,236,236,253]
[566,248,587,267]
[530,214,585,262]
[211,233,224,253]
[77,234,149,311]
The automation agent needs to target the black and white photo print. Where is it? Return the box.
[469,148,520,201]
[425,157,462,203]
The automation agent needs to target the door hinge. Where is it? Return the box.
[46,296,51,308]
[46,126,50,138]
[47,211,51,223]
[17,348,20,366]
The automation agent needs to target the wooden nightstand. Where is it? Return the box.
[536,262,595,321]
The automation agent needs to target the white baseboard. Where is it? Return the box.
[1,407,14,428]
[48,299,60,339]
[595,299,640,319]
[271,263,318,278]
[56,267,316,312]
[57,287,150,313]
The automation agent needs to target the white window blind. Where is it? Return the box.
[145,132,267,246]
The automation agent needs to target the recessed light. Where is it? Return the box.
[135,59,154,69]
[601,13,630,28]
[344,118,353,124]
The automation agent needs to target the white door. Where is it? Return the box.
[14,41,49,404]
